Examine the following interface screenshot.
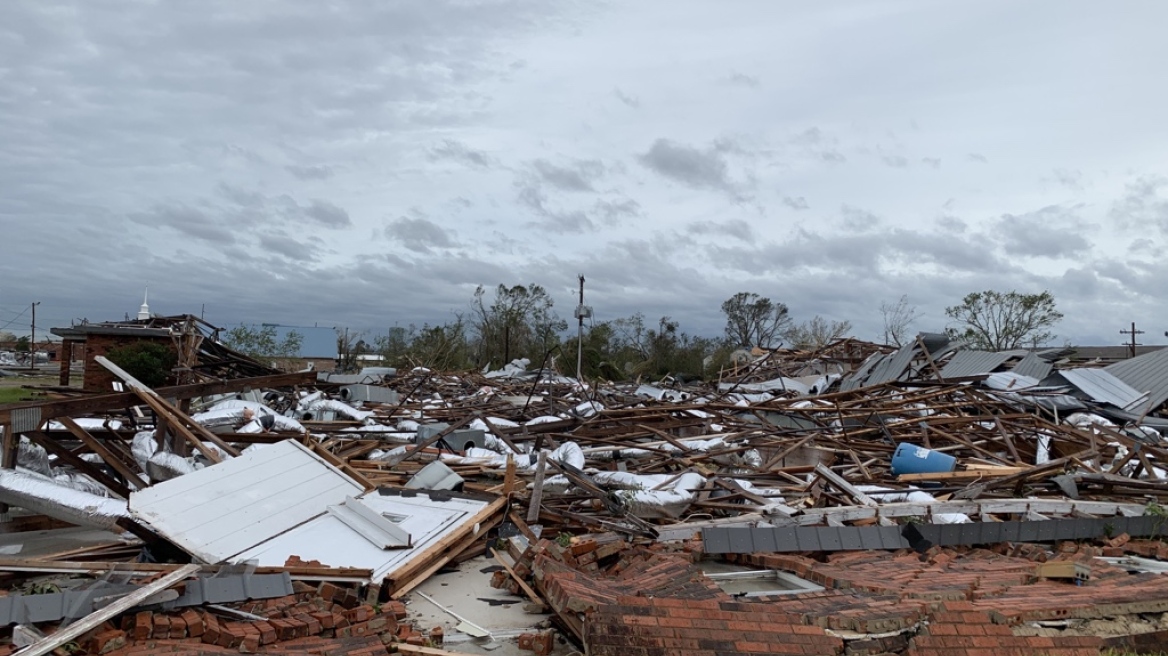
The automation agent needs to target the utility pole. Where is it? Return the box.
[1121,321,1145,359]
[573,275,592,382]
[30,301,40,370]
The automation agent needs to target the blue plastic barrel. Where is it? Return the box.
[891,443,957,476]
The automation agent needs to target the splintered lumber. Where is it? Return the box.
[386,495,507,598]
[15,563,200,656]
[490,547,542,605]
[814,463,877,507]
[56,417,150,490]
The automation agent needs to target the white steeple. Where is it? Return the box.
[137,288,150,320]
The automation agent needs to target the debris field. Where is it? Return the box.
[3,326,1168,655]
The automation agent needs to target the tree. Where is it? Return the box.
[106,342,176,388]
[471,284,567,367]
[0,331,16,344]
[721,292,791,348]
[14,336,30,352]
[785,316,853,350]
[944,290,1062,350]
[879,295,920,347]
[221,324,304,367]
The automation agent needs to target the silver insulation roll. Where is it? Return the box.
[0,469,129,532]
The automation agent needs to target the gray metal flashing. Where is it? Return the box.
[1106,346,1168,413]
[1058,368,1148,411]
[702,516,1167,554]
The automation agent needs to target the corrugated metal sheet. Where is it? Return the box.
[939,350,1012,378]
[839,352,884,391]
[1011,352,1053,380]
[842,343,916,390]
[129,440,363,563]
[1106,347,1168,413]
[1059,368,1148,411]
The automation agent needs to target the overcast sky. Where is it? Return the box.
[3,1,1168,347]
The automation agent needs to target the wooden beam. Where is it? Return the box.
[813,463,877,507]
[56,417,149,490]
[23,430,132,498]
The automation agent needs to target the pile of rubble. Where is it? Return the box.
[1,334,1168,655]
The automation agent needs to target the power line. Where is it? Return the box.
[0,306,31,331]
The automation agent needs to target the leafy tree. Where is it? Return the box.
[106,342,176,388]
[221,324,304,367]
[880,295,920,347]
[471,284,567,367]
[15,336,30,352]
[721,292,791,348]
[785,316,853,350]
[945,290,1062,350]
[0,331,16,344]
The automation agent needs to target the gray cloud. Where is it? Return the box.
[638,139,738,195]
[612,88,640,108]
[593,198,642,225]
[1109,175,1168,232]
[882,155,909,168]
[259,234,317,261]
[687,219,754,242]
[385,216,458,252]
[128,204,237,244]
[430,140,494,168]
[302,199,352,228]
[286,164,335,180]
[533,159,605,192]
[782,196,809,210]
[921,157,941,169]
[726,72,759,88]
[1051,168,1084,190]
[995,205,1091,258]
[968,153,989,163]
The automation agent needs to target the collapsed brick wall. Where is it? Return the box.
[585,596,846,656]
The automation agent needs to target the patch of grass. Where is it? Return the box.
[0,387,37,404]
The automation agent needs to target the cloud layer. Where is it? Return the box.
[3,0,1168,348]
